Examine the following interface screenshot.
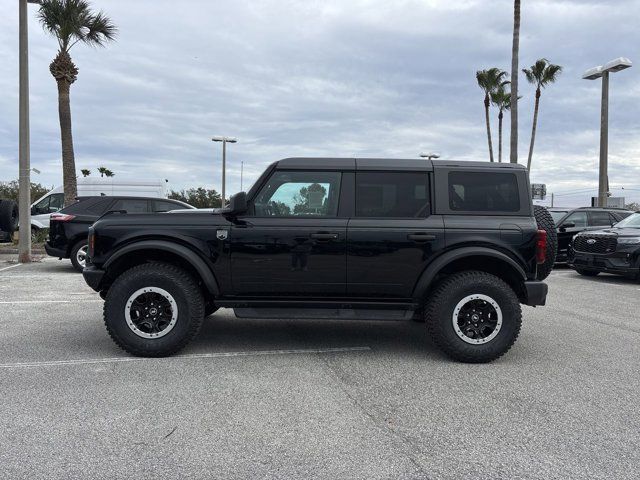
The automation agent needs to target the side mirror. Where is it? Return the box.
[561,222,576,229]
[222,192,248,216]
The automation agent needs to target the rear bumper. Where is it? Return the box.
[83,266,105,292]
[44,242,66,259]
[524,280,548,306]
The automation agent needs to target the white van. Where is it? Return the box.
[30,178,169,231]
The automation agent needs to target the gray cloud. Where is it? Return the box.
[1,0,639,206]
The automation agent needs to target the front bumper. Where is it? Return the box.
[83,266,105,292]
[524,281,548,306]
[568,249,640,277]
[44,242,66,259]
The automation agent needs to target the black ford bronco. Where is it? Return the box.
[83,158,555,362]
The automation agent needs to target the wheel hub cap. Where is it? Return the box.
[124,287,178,339]
[452,294,503,345]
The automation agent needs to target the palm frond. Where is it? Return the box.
[37,0,116,52]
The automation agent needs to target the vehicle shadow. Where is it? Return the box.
[194,312,444,360]
[567,271,639,286]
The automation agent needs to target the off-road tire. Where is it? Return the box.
[70,239,88,273]
[0,200,19,233]
[534,205,557,280]
[425,271,522,363]
[575,268,599,277]
[104,263,205,357]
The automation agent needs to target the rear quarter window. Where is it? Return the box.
[448,171,520,212]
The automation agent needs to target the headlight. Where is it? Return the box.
[617,237,640,245]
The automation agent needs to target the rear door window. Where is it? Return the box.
[111,199,150,213]
[448,172,519,212]
[153,200,184,212]
[355,172,430,218]
[589,211,614,227]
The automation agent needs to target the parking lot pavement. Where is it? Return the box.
[1,258,639,480]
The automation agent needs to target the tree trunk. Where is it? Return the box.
[498,110,503,163]
[527,88,541,171]
[56,78,77,206]
[484,95,495,162]
[510,0,521,164]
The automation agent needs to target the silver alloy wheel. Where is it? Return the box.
[452,294,503,345]
[124,287,178,339]
[76,245,88,268]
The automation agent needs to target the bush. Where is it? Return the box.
[169,188,222,209]
[0,180,51,206]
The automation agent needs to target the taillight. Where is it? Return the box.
[88,232,96,258]
[536,229,547,264]
[50,213,76,222]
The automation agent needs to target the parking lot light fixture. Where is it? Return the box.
[582,57,632,207]
[420,152,440,160]
[212,136,238,206]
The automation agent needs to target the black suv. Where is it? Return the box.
[46,196,193,271]
[553,207,634,263]
[83,158,552,363]
[568,212,640,279]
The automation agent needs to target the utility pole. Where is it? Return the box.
[212,136,237,206]
[240,160,244,191]
[18,0,37,263]
[551,193,554,207]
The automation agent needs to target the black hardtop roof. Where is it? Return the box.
[274,157,527,171]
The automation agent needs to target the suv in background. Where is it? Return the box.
[568,212,640,279]
[45,196,193,272]
[554,207,634,263]
[82,158,553,363]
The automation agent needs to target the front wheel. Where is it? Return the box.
[103,263,205,356]
[424,271,522,363]
[575,268,599,277]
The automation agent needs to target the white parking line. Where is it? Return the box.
[0,300,102,304]
[0,264,21,272]
[0,346,372,369]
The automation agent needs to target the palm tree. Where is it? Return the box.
[510,0,521,164]
[104,169,115,177]
[490,83,513,163]
[97,166,107,177]
[80,168,91,177]
[37,0,116,206]
[476,68,508,162]
[523,58,563,171]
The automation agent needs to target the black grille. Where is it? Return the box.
[573,235,617,254]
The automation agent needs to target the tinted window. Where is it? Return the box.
[355,172,429,218]
[563,211,587,228]
[111,199,149,213]
[154,200,184,212]
[590,211,613,227]
[49,194,64,212]
[448,172,520,212]
[254,171,342,217]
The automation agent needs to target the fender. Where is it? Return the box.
[103,240,220,295]
[412,247,526,299]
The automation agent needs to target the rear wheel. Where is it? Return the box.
[104,263,205,356]
[425,271,522,363]
[0,200,18,233]
[70,240,89,272]
[575,268,599,277]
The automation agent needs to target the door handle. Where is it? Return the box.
[310,233,338,241]
[407,233,436,242]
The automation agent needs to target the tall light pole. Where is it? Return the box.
[583,57,632,207]
[212,136,237,206]
[420,152,440,160]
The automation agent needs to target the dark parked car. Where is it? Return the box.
[568,212,640,279]
[82,158,553,363]
[553,207,634,263]
[45,196,193,271]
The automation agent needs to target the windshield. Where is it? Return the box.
[549,210,569,224]
[614,212,640,228]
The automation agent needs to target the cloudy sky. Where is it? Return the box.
[1,0,639,206]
